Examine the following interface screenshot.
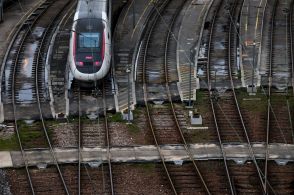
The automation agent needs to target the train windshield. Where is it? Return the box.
[73,18,105,74]
[75,18,104,51]
[78,33,100,48]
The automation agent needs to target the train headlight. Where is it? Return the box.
[76,61,84,66]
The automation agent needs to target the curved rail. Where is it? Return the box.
[11,35,35,195]
[206,0,275,193]
[142,0,178,194]
[34,1,75,194]
[163,3,212,195]
[228,7,267,195]
[227,0,278,193]
[9,2,53,194]
[263,0,294,193]
[264,1,277,192]
[205,1,235,194]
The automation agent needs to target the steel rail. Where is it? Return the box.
[141,0,177,194]
[9,2,53,194]
[102,80,115,195]
[34,1,75,194]
[225,1,279,193]
[264,1,277,193]
[163,1,211,194]
[227,0,268,193]
[205,1,235,194]
[77,84,81,195]
[77,85,104,195]
[11,34,36,195]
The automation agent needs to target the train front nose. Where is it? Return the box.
[75,53,102,74]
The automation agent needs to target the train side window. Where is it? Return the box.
[108,33,109,39]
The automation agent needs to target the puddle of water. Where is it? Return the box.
[32,27,45,39]
[17,83,34,103]
[148,71,161,81]
[21,42,38,77]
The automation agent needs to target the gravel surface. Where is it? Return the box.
[6,163,173,194]
[0,169,12,195]
[112,163,172,195]
[0,123,14,140]
[50,122,77,147]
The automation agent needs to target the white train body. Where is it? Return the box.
[68,0,111,82]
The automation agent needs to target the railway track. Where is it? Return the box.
[203,0,272,193]
[5,0,75,194]
[138,0,219,194]
[75,80,114,195]
[264,0,294,193]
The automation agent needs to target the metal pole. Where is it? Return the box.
[189,50,193,107]
[127,64,131,123]
[189,62,192,107]
[252,41,256,93]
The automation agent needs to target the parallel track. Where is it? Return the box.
[264,0,294,193]
[76,80,114,195]
[141,0,212,194]
[205,0,268,194]
[8,0,74,194]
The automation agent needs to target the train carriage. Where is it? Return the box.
[68,0,111,85]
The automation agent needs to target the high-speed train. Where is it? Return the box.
[68,0,111,85]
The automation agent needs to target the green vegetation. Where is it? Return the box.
[0,135,19,151]
[17,121,44,148]
[0,120,46,150]
[127,123,140,134]
[108,113,124,122]
[236,88,267,113]
[196,90,205,104]
[195,90,209,113]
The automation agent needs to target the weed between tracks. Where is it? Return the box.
[0,136,18,150]
[108,113,124,122]
[0,120,51,150]
[236,88,267,112]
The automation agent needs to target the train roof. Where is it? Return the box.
[74,0,107,21]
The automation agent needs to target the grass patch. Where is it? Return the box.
[195,90,209,113]
[0,135,19,151]
[196,90,205,104]
[17,121,44,148]
[132,107,143,120]
[236,88,268,113]
[127,123,140,134]
[108,113,124,122]
[18,122,43,143]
